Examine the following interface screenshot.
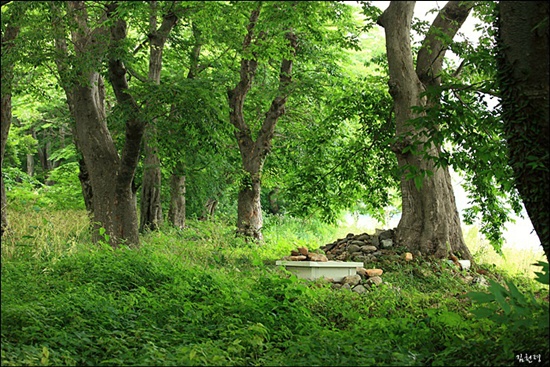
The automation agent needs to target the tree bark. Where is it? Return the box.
[139,1,178,232]
[201,198,218,220]
[228,5,297,241]
[497,2,550,261]
[50,1,143,247]
[378,1,474,261]
[168,172,185,229]
[167,21,202,229]
[1,17,20,237]
[51,3,94,217]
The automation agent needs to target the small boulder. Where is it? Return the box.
[366,276,383,286]
[308,253,328,262]
[352,284,367,294]
[347,244,361,253]
[356,267,368,278]
[288,255,307,261]
[298,247,309,256]
[361,245,378,253]
[342,274,362,286]
[366,268,383,277]
[356,233,370,241]
[381,239,393,248]
[404,252,413,261]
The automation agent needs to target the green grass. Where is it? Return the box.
[2,209,549,366]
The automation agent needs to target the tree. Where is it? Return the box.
[497,1,549,260]
[0,1,21,237]
[227,3,297,241]
[51,1,146,247]
[139,1,179,233]
[378,1,474,261]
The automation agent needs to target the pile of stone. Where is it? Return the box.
[320,229,398,263]
[279,229,418,294]
[280,246,329,262]
[280,246,387,294]
[331,267,384,294]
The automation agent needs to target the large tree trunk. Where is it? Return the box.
[1,19,20,237]
[72,73,141,246]
[228,6,297,241]
[378,1,474,261]
[237,170,263,240]
[497,2,550,261]
[139,1,177,232]
[49,1,145,247]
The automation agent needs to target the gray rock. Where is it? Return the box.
[371,236,380,247]
[361,245,378,253]
[342,274,362,286]
[381,239,393,248]
[352,284,367,294]
[347,244,361,253]
[366,276,383,286]
[341,283,352,291]
[356,234,370,241]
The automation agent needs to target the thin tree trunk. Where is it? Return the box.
[201,198,218,220]
[268,187,280,214]
[378,1,474,261]
[168,173,185,229]
[26,154,34,177]
[139,1,177,232]
[167,21,202,229]
[497,1,550,261]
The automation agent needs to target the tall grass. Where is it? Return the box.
[1,207,90,262]
[464,225,546,278]
[3,207,545,277]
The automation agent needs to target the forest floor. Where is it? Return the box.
[1,209,549,366]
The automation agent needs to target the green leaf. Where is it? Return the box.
[505,280,527,306]
[467,291,494,304]
[488,280,511,315]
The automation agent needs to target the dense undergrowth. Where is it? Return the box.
[1,209,549,366]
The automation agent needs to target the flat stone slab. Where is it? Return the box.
[275,261,364,282]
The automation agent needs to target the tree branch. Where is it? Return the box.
[256,30,298,160]
[416,1,475,87]
[227,5,262,139]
